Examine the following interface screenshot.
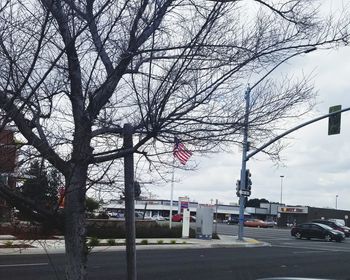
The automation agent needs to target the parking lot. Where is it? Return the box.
[217,223,350,253]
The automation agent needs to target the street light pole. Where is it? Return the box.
[280,175,284,204]
[336,195,338,209]
[237,86,251,241]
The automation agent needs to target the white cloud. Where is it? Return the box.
[156,46,350,211]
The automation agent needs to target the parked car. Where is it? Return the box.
[172,214,196,222]
[244,219,270,228]
[311,219,350,237]
[96,211,109,219]
[135,212,145,220]
[265,220,277,227]
[151,214,166,221]
[227,217,239,224]
[328,218,346,226]
[291,222,345,242]
[107,212,124,219]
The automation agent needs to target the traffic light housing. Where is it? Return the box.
[121,180,141,200]
[134,181,141,199]
[245,169,252,190]
[328,105,342,135]
[236,180,240,197]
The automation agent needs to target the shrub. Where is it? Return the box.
[157,240,164,244]
[140,239,148,245]
[86,220,196,239]
[170,240,176,244]
[88,236,100,247]
[107,239,116,246]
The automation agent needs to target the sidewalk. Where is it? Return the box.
[0,234,270,255]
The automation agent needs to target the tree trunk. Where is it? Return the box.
[64,165,89,280]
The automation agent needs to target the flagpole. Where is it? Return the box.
[171,137,192,229]
[169,158,175,229]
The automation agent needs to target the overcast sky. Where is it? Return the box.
[154,45,350,210]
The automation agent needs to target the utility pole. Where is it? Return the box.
[237,87,250,241]
[336,195,338,209]
[123,123,136,280]
[215,199,218,235]
[280,175,285,204]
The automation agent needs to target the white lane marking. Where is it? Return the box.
[273,244,350,252]
[257,238,292,241]
[0,262,48,268]
[292,250,329,254]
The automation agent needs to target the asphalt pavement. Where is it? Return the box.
[217,223,350,252]
[2,224,350,279]
[1,246,350,280]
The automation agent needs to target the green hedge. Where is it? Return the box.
[86,220,196,239]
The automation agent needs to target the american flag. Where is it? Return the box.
[173,137,192,165]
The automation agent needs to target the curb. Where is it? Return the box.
[210,241,271,248]
[0,236,271,255]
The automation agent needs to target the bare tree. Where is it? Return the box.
[0,0,349,279]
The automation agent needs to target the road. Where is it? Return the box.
[216,223,350,250]
[2,225,350,279]
[1,245,350,280]
[216,223,295,245]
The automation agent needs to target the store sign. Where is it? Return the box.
[279,206,308,214]
[178,196,189,213]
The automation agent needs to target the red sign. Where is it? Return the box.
[0,130,16,173]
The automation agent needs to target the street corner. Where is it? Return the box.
[242,237,271,247]
[211,235,271,248]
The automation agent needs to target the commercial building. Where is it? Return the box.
[277,205,350,227]
[105,199,282,221]
[105,199,251,220]
[105,199,350,227]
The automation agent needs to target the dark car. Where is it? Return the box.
[312,219,350,237]
[291,222,345,242]
[227,217,239,224]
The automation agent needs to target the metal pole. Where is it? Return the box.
[215,199,218,234]
[247,107,350,161]
[169,159,175,229]
[123,123,136,280]
[336,195,338,209]
[280,175,284,204]
[238,87,250,241]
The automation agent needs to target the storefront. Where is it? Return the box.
[278,206,350,227]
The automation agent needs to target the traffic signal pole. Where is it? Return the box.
[123,124,136,280]
[246,106,350,161]
[235,103,349,241]
[238,87,250,241]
